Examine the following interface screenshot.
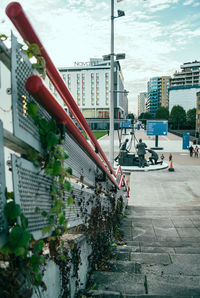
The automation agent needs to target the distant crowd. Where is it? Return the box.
[189,145,199,158]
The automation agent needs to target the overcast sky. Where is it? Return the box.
[1,0,200,114]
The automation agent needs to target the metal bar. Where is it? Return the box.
[6,2,114,175]
[110,0,115,167]
[25,75,120,189]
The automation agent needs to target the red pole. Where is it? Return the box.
[25,75,119,189]
[6,2,114,175]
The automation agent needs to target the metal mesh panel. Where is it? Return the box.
[64,183,94,228]
[64,183,115,228]
[63,131,101,186]
[0,120,7,248]
[12,155,53,240]
[11,33,51,153]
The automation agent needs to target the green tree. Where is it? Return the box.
[155,107,169,120]
[141,112,152,120]
[127,113,135,120]
[169,105,186,129]
[138,112,144,120]
[186,108,196,129]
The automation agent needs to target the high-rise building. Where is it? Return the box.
[146,76,170,117]
[196,91,200,134]
[138,92,147,116]
[169,61,200,112]
[58,58,128,121]
[170,61,200,87]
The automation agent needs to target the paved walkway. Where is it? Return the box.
[83,130,200,297]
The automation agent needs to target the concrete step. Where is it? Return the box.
[88,271,147,295]
[107,260,200,277]
[124,239,200,248]
[81,290,200,297]
[86,271,200,297]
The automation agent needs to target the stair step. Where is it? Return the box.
[107,260,200,277]
[130,252,171,265]
[108,260,142,274]
[87,271,200,297]
[147,274,200,296]
[125,240,200,248]
[81,291,199,298]
[89,271,147,295]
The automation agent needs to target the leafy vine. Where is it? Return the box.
[0,99,73,296]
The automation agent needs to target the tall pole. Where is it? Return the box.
[110,0,115,167]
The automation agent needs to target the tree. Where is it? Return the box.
[155,107,169,120]
[138,112,144,120]
[169,105,186,129]
[186,108,196,129]
[127,113,135,120]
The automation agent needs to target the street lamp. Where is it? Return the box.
[109,0,125,167]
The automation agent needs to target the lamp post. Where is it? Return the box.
[109,0,125,168]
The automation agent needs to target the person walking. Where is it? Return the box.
[169,153,172,161]
[160,154,165,161]
[189,145,194,157]
[194,145,199,158]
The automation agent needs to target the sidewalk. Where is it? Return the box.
[85,130,200,297]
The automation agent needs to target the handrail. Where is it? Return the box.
[6,2,129,196]
[25,75,120,189]
[6,2,114,176]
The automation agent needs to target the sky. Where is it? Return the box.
[1,0,200,114]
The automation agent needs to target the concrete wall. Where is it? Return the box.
[32,235,92,298]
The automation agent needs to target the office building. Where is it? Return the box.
[196,91,200,134]
[58,58,128,123]
[138,92,147,116]
[169,61,200,112]
[146,76,170,117]
[170,61,200,87]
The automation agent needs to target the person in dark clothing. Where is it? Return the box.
[189,145,194,157]
[148,149,158,165]
[121,139,129,151]
[136,138,147,168]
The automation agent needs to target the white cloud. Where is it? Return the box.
[1,0,200,114]
[183,0,195,5]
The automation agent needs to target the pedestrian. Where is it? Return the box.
[160,154,165,161]
[194,145,199,158]
[169,153,172,161]
[189,145,194,157]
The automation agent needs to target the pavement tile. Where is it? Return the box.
[171,254,200,265]
[140,246,175,254]
[147,274,200,296]
[90,272,146,295]
[154,227,180,239]
[191,219,200,227]
[108,260,142,274]
[179,237,200,243]
[141,263,200,277]
[130,252,171,265]
[174,247,200,254]
[132,227,155,238]
[168,210,196,217]
[176,227,200,238]
[116,245,140,252]
[152,219,174,228]
[171,218,195,228]
[114,251,130,261]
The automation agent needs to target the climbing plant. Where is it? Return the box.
[0,99,73,296]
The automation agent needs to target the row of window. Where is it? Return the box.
[49,72,110,107]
